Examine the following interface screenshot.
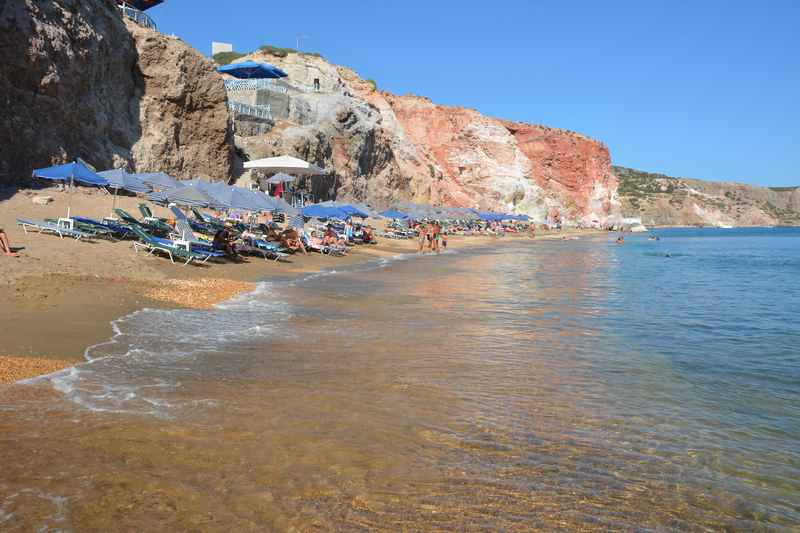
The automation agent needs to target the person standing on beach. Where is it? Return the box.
[432,222,441,254]
[417,224,427,253]
[529,224,536,239]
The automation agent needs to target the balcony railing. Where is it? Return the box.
[118,5,157,30]
[228,101,273,120]
[223,79,289,94]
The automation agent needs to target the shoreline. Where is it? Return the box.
[0,189,605,384]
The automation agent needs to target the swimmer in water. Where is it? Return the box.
[616,235,625,245]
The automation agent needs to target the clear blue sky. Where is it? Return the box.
[150,0,799,186]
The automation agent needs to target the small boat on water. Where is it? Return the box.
[717,224,734,229]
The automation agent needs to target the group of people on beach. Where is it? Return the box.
[415,222,447,254]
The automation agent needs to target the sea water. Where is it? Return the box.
[0,228,798,530]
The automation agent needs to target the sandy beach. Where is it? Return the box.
[0,186,600,384]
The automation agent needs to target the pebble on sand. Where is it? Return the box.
[143,278,255,309]
[0,356,75,384]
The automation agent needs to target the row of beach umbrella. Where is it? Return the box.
[32,161,533,223]
[31,160,298,216]
[299,200,530,223]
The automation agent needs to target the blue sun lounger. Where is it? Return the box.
[72,216,134,238]
[129,226,223,265]
[240,237,289,262]
[16,218,91,240]
[168,206,218,250]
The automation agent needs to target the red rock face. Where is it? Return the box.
[374,94,618,221]
[502,121,618,217]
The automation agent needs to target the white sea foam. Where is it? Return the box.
[0,489,69,531]
[32,245,439,416]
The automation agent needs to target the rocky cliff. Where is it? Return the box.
[615,166,800,226]
[2,1,615,221]
[0,0,232,186]
[232,50,618,221]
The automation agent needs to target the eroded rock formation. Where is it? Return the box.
[126,22,233,181]
[0,0,232,186]
[0,0,138,183]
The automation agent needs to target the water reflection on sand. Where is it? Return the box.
[0,238,797,531]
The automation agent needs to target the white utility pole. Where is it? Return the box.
[296,34,310,50]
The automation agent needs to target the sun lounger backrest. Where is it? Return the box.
[169,206,197,241]
[129,226,159,245]
[113,209,141,225]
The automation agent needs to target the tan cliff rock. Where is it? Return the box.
[126,21,233,181]
[0,0,233,186]
[615,166,800,226]
[0,0,138,182]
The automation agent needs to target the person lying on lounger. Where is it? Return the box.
[0,228,19,257]
[265,225,283,242]
[361,225,376,244]
[323,225,346,247]
[280,228,307,255]
[213,226,240,259]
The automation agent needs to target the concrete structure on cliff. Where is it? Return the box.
[116,1,163,30]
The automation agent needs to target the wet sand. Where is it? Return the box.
[0,187,601,383]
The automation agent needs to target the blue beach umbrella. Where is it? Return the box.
[135,171,179,191]
[99,169,151,194]
[99,168,151,214]
[266,193,299,216]
[477,212,504,222]
[212,186,265,211]
[164,185,219,208]
[218,60,288,79]
[318,201,370,218]
[246,189,296,215]
[33,160,108,186]
[302,204,348,220]
[147,190,168,204]
[379,209,409,220]
[350,203,381,219]
[33,160,109,218]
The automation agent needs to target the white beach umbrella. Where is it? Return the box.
[243,155,325,176]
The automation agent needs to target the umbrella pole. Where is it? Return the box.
[67,175,73,220]
[111,188,118,217]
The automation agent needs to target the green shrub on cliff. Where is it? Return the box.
[213,51,246,65]
[258,44,323,58]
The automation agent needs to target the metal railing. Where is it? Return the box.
[118,5,157,30]
[223,79,289,94]
[228,100,272,120]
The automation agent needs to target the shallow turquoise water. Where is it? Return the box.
[0,228,798,530]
